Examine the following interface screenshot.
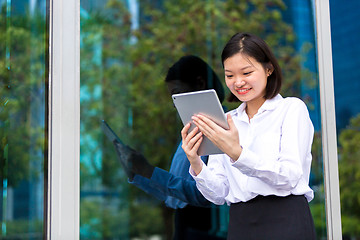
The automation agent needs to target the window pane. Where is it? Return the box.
[330,0,360,239]
[80,0,326,239]
[0,1,48,239]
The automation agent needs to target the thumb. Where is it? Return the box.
[227,114,236,130]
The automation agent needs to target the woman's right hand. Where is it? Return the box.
[181,123,204,175]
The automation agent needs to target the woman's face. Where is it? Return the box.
[224,53,270,106]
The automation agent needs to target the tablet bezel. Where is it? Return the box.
[172,89,228,156]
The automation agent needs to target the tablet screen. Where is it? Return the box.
[172,89,228,156]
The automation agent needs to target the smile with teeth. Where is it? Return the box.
[236,88,252,94]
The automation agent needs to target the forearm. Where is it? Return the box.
[129,174,167,202]
[150,167,210,207]
[189,157,203,176]
[232,146,303,190]
[190,161,229,205]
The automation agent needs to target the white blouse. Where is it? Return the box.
[190,94,314,206]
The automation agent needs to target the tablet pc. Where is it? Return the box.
[172,89,229,156]
[101,120,124,144]
[101,120,134,179]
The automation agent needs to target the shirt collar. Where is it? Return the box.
[257,94,283,113]
[235,94,283,120]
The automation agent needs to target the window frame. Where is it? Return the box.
[46,0,342,239]
[47,0,80,239]
[315,0,342,239]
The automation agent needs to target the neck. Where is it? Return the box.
[246,97,266,119]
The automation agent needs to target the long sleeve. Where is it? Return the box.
[151,167,210,208]
[130,174,167,202]
[232,98,314,192]
[190,156,231,205]
[163,143,210,208]
[130,142,210,209]
[189,95,315,205]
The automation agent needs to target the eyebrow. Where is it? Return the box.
[225,65,252,72]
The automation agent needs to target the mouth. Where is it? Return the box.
[236,88,252,94]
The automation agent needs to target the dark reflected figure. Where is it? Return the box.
[113,55,226,240]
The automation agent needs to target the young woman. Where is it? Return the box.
[181,33,316,240]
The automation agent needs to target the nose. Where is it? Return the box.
[234,77,245,87]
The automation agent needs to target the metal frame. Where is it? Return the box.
[44,0,342,239]
[315,0,343,239]
[48,0,80,239]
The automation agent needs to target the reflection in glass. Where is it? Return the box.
[0,1,47,239]
[330,0,360,239]
[80,0,326,239]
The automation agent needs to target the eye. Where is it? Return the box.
[225,74,233,78]
[244,71,253,75]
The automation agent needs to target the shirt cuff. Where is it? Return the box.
[229,145,243,163]
[189,161,204,178]
[231,147,259,175]
[149,167,171,192]
[189,162,210,190]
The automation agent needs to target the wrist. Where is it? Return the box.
[230,145,243,162]
[190,158,203,176]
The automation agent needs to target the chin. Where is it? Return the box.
[236,95,250,102]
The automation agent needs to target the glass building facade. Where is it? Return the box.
[0,0,358,239]
[330,0,360,131]
[0,0,48,239]
[78,0,326,239]
[329,0,360,239]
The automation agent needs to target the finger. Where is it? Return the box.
[182,131,202,154]
[191,115,209,132]
[181,123,191,139]
[194,114,221,131]
[186,132,203,154]
[192,115,219,138]
[192,133,203,152]
[227,114,235,130]
[188,131,202,146]
[185,126,201,144]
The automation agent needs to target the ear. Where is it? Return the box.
[266,63,274,77]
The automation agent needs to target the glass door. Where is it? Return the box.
[79,0,327,239]
[0,0,48,239]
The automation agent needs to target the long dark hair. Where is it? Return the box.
[165,55,225,103]
[221,33,282,102]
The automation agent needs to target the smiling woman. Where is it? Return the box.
[224,53,269,117]
[182,33,317,240]
[222,33,282,121]
[222,33,282,105]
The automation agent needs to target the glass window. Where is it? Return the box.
[0,0,48,239]
[330,0,360,239]
[80,0,326,239]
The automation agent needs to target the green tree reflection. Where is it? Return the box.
[338,114,360,238]
[0,5,46,239]
[80,0,324,239]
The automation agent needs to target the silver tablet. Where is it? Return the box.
[172,89,229,156]
[101,120,124,144]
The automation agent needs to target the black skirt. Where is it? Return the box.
[227,195,316,240]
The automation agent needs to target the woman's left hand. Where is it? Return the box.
[192,114,242,161]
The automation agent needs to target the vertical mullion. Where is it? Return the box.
[315,0,342,239]
[45,0,51,238]
[48,0,80,239]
